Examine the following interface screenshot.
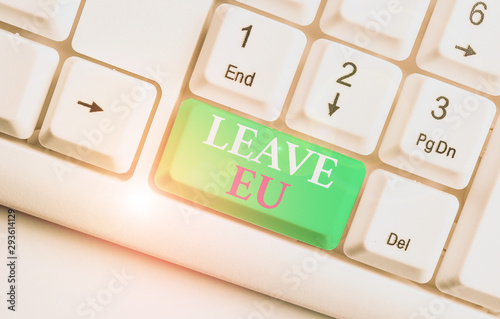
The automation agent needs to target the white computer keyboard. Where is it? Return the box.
[1,0,500,318]
[0,206,332,318]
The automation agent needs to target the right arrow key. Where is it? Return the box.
[417,0,500,95]
[39,57,157,173]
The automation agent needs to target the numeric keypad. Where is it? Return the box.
[417,0,500,95]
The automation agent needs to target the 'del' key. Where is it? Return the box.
[155,99,366,250]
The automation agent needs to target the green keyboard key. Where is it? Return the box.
[155,99,366,249]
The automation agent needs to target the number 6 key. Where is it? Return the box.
[417,0,500,95]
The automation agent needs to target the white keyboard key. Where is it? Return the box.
[379,74,495,189]
[190,4,306,121]
[235,0,321,25]
[0,0,81,41]
[0,30,58,139]
[417,0,500,95]
[72,0,211,87]
[71,0,212,178]
[39,57,156,173]
[320,0,430,60]
[436,121,500,312]
[345,170,458,283]
[286,39,401,155]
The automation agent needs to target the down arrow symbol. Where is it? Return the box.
[328,93,341,116]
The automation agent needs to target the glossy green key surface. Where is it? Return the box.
[155,99,366,249]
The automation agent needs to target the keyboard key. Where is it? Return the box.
[436,121,500,312]
[320,0,430,60]
[71,0,213,177]
[0,29,58,139]
[39,57,156,173]
[235,0,321,25]
[286,39,401,155]
[0,0,81,41]
[189,4,306,121]
[345,170,458,283]
[417,0,500,95]
[379,74,495,189]
[72,0,211,86]
[155,99,366,249]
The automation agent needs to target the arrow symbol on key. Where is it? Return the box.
[455,45,476,57]
[77,101,103,113]
[328,93,341,116]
